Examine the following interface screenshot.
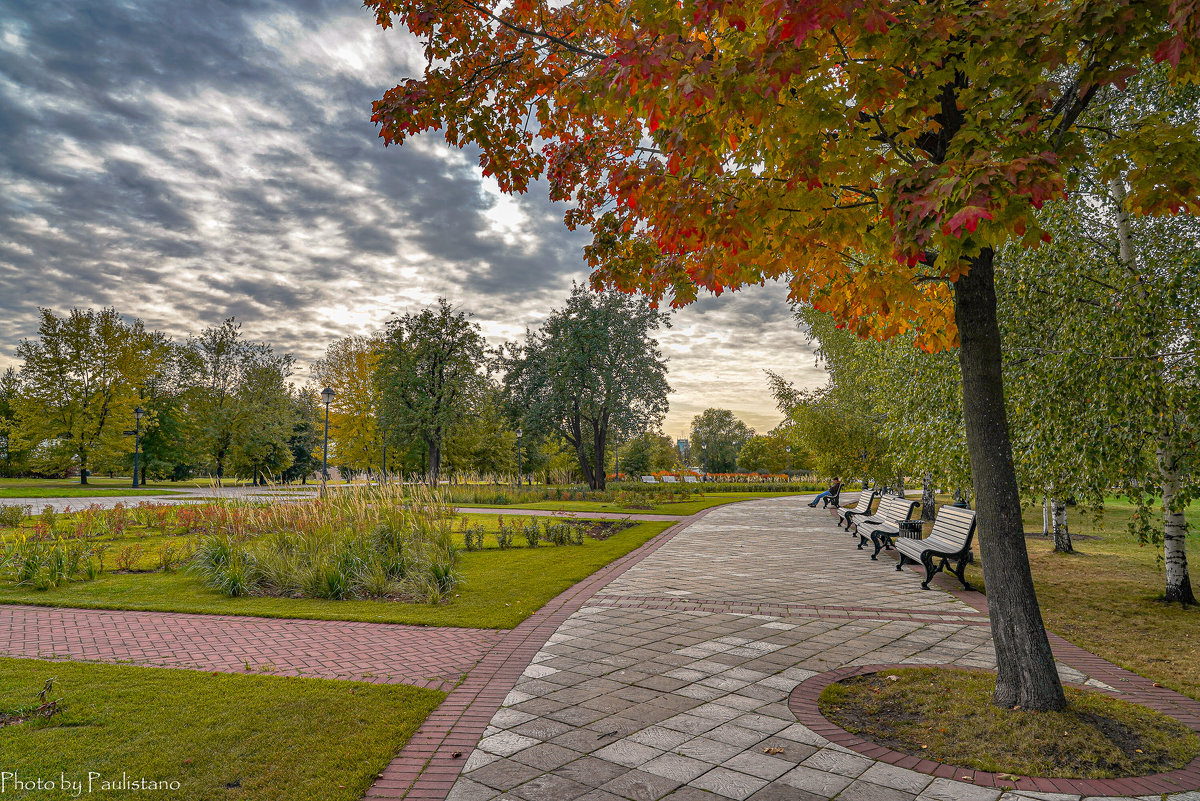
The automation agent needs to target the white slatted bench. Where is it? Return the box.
[833,488,878,530]
[854,495,919,555]
[895,505,977,590]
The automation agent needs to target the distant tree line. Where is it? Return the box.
[0,286,687,489]
[0,311,321,485]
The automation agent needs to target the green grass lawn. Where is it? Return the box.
[0,477,192,499]
[0,518,673,628]
[947,495,1200,701]
[459,490,802,516]
[0,657,442,801]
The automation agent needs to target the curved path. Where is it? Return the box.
[387,494,1200,801]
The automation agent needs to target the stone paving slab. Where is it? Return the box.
[442,495,1200,801]
[0,604,502,690]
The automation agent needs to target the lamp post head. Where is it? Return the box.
[516,427,523,439]
[134,406,144,420]
[321,387,336,406]
[785,446,790,453]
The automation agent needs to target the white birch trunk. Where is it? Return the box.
[1158,442,1196,604]
[1051,497,1072,553]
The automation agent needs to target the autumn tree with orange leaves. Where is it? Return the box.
[366,0,1200,710]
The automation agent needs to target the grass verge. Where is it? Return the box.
[0,518,672,628]
[818,667,1199,779]
[0,488,186,499]
[0,656,443,801]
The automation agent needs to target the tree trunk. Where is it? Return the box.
[1042,495,1050,537]
[921,475,936,522]
[592,415,608,491]
[954,249,1065,711]
[1051,498,1072,553]
[1158,443,1196,605]
[428,439,441,485]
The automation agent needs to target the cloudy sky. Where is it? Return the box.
[0,0,827,436]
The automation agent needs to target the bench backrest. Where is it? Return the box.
[683,475,699,483]
[874,495,918,523]
[662,475,678,483]
[641,475,657,483]
[927,505,977,550]
[853,488,878,512]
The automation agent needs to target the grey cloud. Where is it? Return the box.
[0,0,825,427]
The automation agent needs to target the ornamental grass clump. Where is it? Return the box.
[0,536,100,590]
[191,484,461,603]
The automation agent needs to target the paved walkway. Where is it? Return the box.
[425,494,1200,801]
[0,605,502,691]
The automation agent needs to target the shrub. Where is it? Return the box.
[495,518,515,550]
[521,519,541,548]
[113,544,144,572]
[0,504,30,528]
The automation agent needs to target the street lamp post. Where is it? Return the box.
[132,406,144,488]
[516,427,523,487]
[701,444,708,477]
[785,445,791,480]
[320,387,335,494]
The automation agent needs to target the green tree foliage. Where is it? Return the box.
[227,360,297,484]
[12,308,149,484]
[617,431,679,477]
[689,409,753,474]
[443,385,518,478]
[376,299,488,484]
[502,286,670,489]
[1000,192,1200,601]
[736,433,792,475]
[0,368,26,477]
[281,388,323,485]
[182,318,294,483]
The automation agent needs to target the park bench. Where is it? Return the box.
[895,505,977,590]
[662,475,678,483]
[810,483,842,508]
[683,475,700,484]
[641,475,657,484]
[853,494,918,555]
[833,487,878,530]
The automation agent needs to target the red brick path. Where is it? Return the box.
[0,605,503,690]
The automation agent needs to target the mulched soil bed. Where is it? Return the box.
[818,667,1199,779]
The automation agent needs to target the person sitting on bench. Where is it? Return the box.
[808,477,842,508]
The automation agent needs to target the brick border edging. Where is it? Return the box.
[788,662,1200,797]
[364,505,726,799]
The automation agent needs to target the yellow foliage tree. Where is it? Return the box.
[312,335,383,474]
